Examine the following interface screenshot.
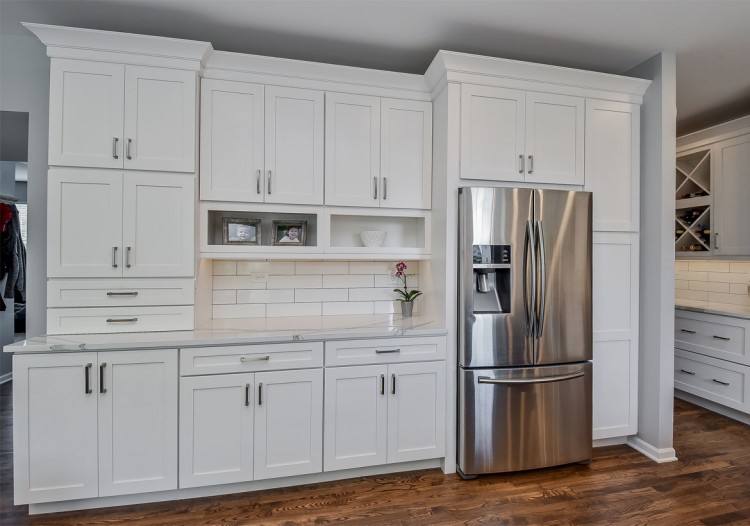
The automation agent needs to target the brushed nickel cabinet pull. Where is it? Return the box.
[680,329,696,334]
[106,317,138,323]
[240,355,271,363]
[380,374,385,395]
[112,137,119,159]
[267,170,272,194]
[714,232,719,250]
[256,169,261,194]
[245,384,250,406]
[106,291,138,297]
[99,363,107,394]
[713,335,730,341]
[373,177,378,200]
[712,379,730,386]
[375,348,401,354]
[680,369,696,376]
[528,155,534,174]
[125,246,132,268]
[112,247,118,268]
[258,382,263,406]
[84,363,92,394]
[518,154,524,174]
[391,373,396,395]
[126,138,133,160]
[383,177,388,200]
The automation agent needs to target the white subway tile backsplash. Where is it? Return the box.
[322,274,374,288]
[675,261,690,271]
[676,289,709,301]
[374,300,399,314]
[708,272,750,284]
[688,260,730,273]
[267,275,323,289]
[373,274,419,288]
[730,262,750,274]
[675,279,689,290]
[213,304,266,319]
[322,302,374,315]
[689,281,729,293]
[213,261,237,275]
[237,289,294,304]
[349,261,393,274]
[237,261,295,275]
[675,271,708,282]
[729,283,750,295]
[267,303,322,317]
[294,288,348,303]
[295,261,349,275]
[708,292,750,307]
[212,290,237,305]
[213,275,266,290]
[349,287,399,302]
[676,259,750,310]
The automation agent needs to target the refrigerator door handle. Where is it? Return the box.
[535,220,547,339]
[478,371,584,385]
[523,221,537,338]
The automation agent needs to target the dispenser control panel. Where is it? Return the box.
[472,245,511,265]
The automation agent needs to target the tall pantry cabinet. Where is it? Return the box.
[28,24,212,334]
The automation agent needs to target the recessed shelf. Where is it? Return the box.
[675,147,712,256]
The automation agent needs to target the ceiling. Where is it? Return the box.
[2,0,749,135]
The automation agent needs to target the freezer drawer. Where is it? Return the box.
[458,362,592,475]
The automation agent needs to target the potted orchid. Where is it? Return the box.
[392,261,422,317]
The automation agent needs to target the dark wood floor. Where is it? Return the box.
[2,382,750,526]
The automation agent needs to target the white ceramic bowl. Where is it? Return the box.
[360,230,386,247]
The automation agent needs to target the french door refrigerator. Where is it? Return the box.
[458,187,592,477]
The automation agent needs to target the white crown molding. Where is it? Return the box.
[22,22,213,71]
[677,113,750,151]
[425,50,651,103]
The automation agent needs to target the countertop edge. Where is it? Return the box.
[675,303,750,321]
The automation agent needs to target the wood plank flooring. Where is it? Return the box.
[2,380,750,525]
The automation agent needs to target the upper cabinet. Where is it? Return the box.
[49,59,197,172]
[460,84,584,185]
[714,134,750,256]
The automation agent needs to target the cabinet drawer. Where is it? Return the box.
[325,337,446,366]
[180,342,323,376]
[46,306,194,335]
[47,278,194,307]
[675,349,750,413]
[675,313,748,365]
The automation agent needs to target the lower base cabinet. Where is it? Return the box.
[324,361,445,471]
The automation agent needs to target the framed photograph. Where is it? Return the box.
[222,217,261,245]
[272,220,307,246]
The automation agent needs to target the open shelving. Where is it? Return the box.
[675,148,712,256]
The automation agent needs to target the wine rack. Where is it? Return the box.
[675,148,712,255]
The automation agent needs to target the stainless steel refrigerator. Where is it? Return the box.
[458,187,593,478]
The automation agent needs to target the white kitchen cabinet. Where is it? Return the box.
[325,92,382,207]
[254,368,323,480]
[47,169,123,278]
[713,134,750,255]
[265,85,325,205]
[460,84,525,182]
[179,373,254,488]
[380,98,433,209]
[200,79,265,202]
[585,100,640,231]
[122,172,194,277]
[13,353,99,505]
[98,350,178,496]
[387,361,446,463]
[324,365,388,471]
[525,92,584,186]
[49,59,125,169]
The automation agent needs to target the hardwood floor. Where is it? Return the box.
[2,381,750,526]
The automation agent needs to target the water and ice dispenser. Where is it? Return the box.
[471,245,511,314]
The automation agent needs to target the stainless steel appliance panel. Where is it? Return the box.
[458,362,592,475]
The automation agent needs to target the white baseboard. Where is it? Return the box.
[626,436,678,463]
[0,372,11,385]
[676,389,750,425]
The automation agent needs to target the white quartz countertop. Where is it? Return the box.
[3,315,446,354]
[676,300,750,321]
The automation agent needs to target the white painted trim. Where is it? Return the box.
[678,114,750,151]
[0,372,11,385]
[28,458,442,515]
[593,436,628,447]
[676,389,750,425]
[626,436,678,463]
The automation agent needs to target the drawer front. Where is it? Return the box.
[675,349,750,413]
[180,342,324,376]
[325,337,446,366]
[46,306,194,335]
[675,314,748,365]
[47,278,195,307]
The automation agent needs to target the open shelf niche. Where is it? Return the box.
[675,148,712,255]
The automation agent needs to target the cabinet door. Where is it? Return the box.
[122,172,194,277]
[254,369,323,480]
[265,86,324,205]
[49,59,124,168]
[714,135,750,255]
[179,373,254,488]
[323,365,387,471]
[592,233,639,439]
[460,84,525,182]
[200,79,265,202]
[123,66,197,172]
[325,92,381,207]
[525,93,584,185]
[387,361,445,463]
[585,100,639,231]
[13,353,98,504]
[98,350,178,496]
[380,99,432,209]
[47,169,123,278]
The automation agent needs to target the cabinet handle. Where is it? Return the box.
[375,348,401,354]
[256,169,262,195]
[712,378,730,386]
[680,369,696,376]
[391,373,396,395]
[106,317,138,323]
[106,291,138,297]
[112,246,118,268]
[267,170,272,194]
[373,177,378,200]
[99,363,107,394]
[258,382,263,406]
[518,154,524,174]
[84,363,92,394]
[527,155,534,174]
[245,383,250,406]
[112,137,119,159]
[383,177,388,200]
[125,246,132,268]
[126,138,133,160]
[713,335,731,341]
[714,232,719,250]
[680,329,696,334]
[240,355,270,363]
[380,374,385,395]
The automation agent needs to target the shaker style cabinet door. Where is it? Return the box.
[325,92,381,207]
[98,350,178,497]
[200,79,265,202]
[460,84,525,182]
[13,353,99,504]
[323,365,388,471]
[49,59,125,169]
[714,134,750,255]
[585,100,640,231]
[387,361,446,463]
[253,369,323,480]
[47,168,123,278]
[179,373,255,488]
[264,86,324,205]
[380,99,433,210]
[122,172,194,277]
[123,66,197,172]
